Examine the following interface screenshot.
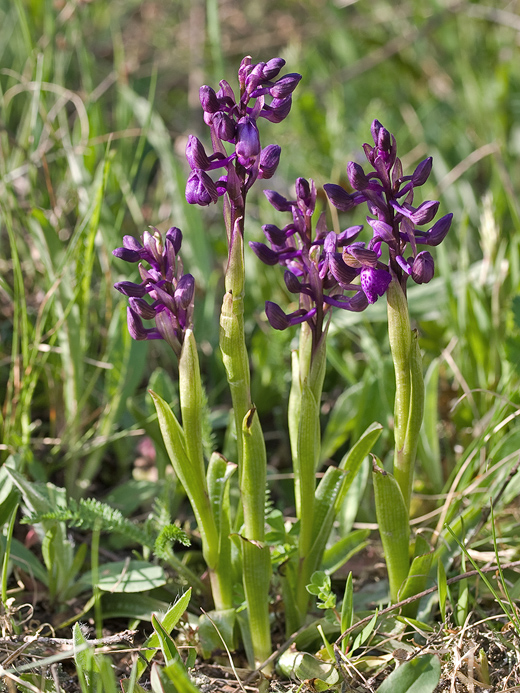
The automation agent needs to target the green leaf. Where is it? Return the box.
[340,572,353,652]
[336,421,383,513]
[88,560,167,593]
[152,613,181,666]
[73,622,90,674]
[376,654,441,693]
[198,608,236,658]
[399,548,434,617]
[372,460,410,602]
[322,529,370,574]
[0,536,48,586]
[352,610,378,651]
[437,559,448,622]
[277,651,339,686]
[155,661,203,693]
[418,359,442,492]
[100,593,171,621]
[135,589,192,680]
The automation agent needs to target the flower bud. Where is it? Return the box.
[265,301,290,330]
[155,308,181,355]
[185,135,211,170]
[264,189,292,212]
[249,241,280,265]
[295,177,315,211]
[112,246,141,262]
[199,85,220,113]
[127,307,149,340]
[424,213,453,246]
[129,297,157,320]
[212,111,236,142]
[410,200,440,225]
[324,183,359,212]
[284,270,301,293]
[269,73,302,99]
[347,162,370,190]
[262,58,285,80]
[411,251,435,284]
[114,281,147,298]
[411,157,433,186]
[260,96,293,123]
[258,144,281,179]
[185,170,219,206]
[328,253,359,286]
[175,274,195,309]
[236,116,261,167]
[165,227,183,255]
[262,224,288,246]
[367,218,394,242]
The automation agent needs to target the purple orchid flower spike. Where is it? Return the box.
[250,177,372,345]
[185,56,301,211]
[324,119,452,294]
[113,227,194,358]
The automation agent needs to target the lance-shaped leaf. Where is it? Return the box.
[335,421,383,514]
[150,391,218,568]
[135,589,192,680]
[372,458,410,602]
[398,534,434,617]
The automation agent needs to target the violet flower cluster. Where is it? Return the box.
[113,227,194,358]
[253,120,452,334]
[324,119,452,292]
[250,178,369,335]
[185,56,301,208]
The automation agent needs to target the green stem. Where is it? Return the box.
[289,325,328,620]
[386,279,413,511]
[219,220,271,668]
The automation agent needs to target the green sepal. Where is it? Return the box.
[372,458,410,602]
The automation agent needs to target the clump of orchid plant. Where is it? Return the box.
[113,57,452,669]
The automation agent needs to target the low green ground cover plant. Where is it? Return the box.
[1,1,520,692]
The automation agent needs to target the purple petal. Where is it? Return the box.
[264,189,293,212]
[114,281,148,298]
[249,241,280,265]
[269,73,301,99]
[323,183,359,212]
[360,267,391,303]
[411,157,433,187]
